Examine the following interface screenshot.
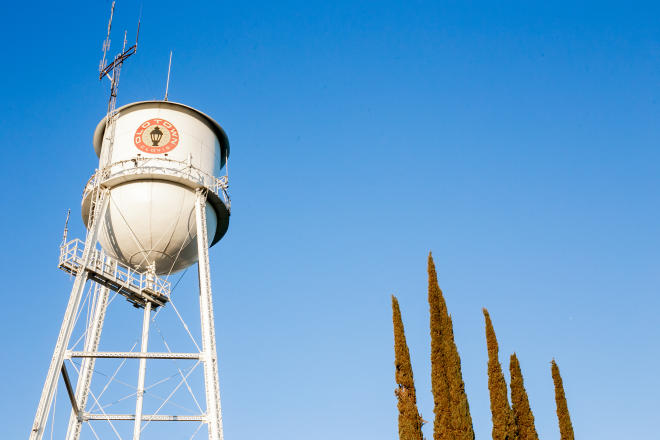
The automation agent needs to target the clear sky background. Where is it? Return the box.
[1,1,658,439]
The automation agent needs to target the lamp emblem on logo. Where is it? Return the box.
[134,118,179,154]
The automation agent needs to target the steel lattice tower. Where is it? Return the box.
[29,5,232,439]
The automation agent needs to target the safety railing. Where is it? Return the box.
[59,238,171,303]
[83,157,231,210]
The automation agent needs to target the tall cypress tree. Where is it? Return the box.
[483,308,517,440]
[428,254,474,440]
[392,295,425,440]
[509,353,539,440]
[429,254,450,440]
[444,312,475,440]
[551,360,575,440]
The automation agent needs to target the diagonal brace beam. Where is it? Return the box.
[61,364,81,419]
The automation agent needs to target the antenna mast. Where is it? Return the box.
[61,209,71,247]
[164,51,173,101]
[98,1,140,169]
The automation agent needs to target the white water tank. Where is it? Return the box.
[82,101,230,275]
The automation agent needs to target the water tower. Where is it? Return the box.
[29,5,230,440]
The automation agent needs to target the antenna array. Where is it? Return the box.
[98,1,140,171]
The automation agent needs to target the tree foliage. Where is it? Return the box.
[390,255,576,440]
[392,295,425,440]
[428,254,474,440]
[428,255,451,440]
[483,308,517,440]
[509,353,539,440]
[551,360,575,440]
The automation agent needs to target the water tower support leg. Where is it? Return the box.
[133,300,152,440]
[195,189,224,440]
[65,284,110,440]
[29,189,109,440]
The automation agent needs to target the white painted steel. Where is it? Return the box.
[58,237,171,306]
[65,285,110,440]
[97,180,218,274]
[85,101,230,274]
[69,351,201,359]
[33,101,229,440]
[133,301,152,440]
[85,414,206,422]
[92,101,228,173]
[30,190,109,440]
[195,189,224,440]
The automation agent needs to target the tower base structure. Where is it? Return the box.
[30,188,225,440]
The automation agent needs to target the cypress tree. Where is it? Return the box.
[509,353,539,440]
[429,254,450,440]
[483,308,517,440]
[428,254,474,440]
[392,295,425,440]
[551,360,575,440]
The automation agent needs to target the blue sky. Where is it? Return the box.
[1,1,659,439]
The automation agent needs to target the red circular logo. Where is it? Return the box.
[134,119,179,154]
